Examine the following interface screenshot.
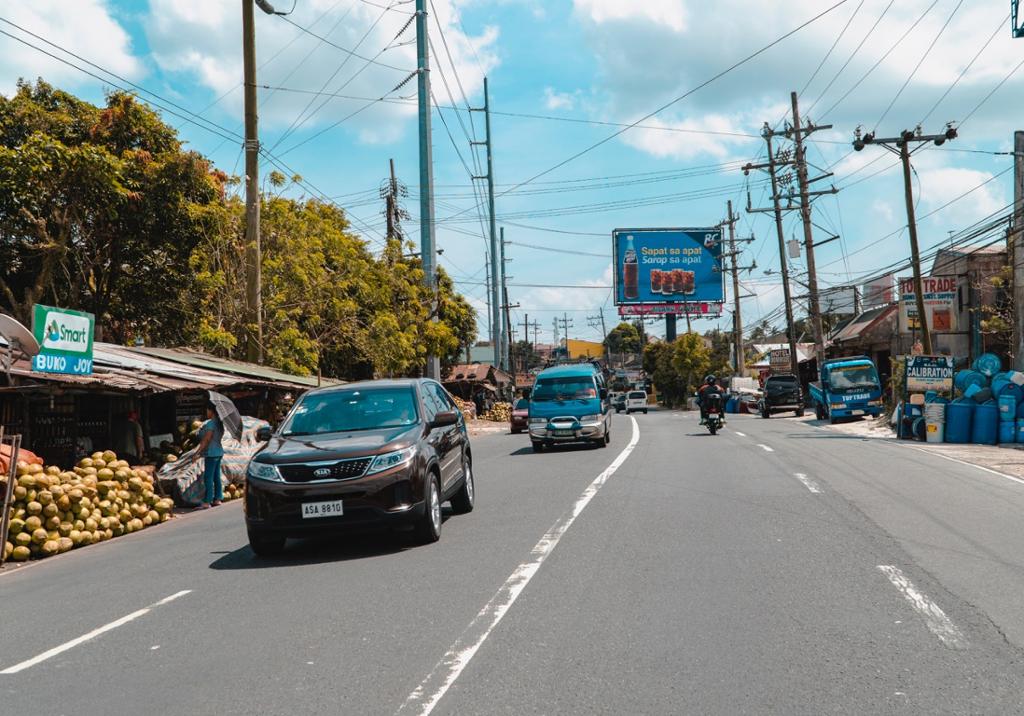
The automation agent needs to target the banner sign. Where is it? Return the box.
[617,302,723,318]
[31,304,94,376]
[769,349,791,371]
[613,228,724,306]
[904,355,954,394]
[820,286,858,316]
[898,275,959,333]
[862,273,895,308]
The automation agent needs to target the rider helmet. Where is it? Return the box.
[705,375,716,385]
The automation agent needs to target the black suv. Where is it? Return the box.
[759,374,804,418]
[244,379,474,555]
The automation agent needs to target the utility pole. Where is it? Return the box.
[745,124,800,377]
[484,251,492,348]
[552,317,559,346]
[471,78,500,370]
[726,201,743,373]
[242,0,263,363]
[587,311,609,361]
[559,314,573,346]
[853,123,958,355]
[787,92,834,368]
[500,227,512,372]
[1015,131,1024,369]
[415,0,439,378]
[382,158,409,242]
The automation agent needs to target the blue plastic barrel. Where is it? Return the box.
[972,387,993,404]
[992,377,1011,398]
[998,381,1024,405]
[974,353,1003,378]
[999,394,1018,422]
[1017,419,1024,443]
[1005,370,1024,387]
[972,400,999,445]
[1000,421,1017,444]
[954,369,987,395]
[945,400,974,443]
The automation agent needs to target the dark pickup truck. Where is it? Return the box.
[759,374,804,418]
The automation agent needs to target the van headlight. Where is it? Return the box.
[529,417,547,425]
[580,414,601,423]
[248,461,283,482]
[367,446,417,475]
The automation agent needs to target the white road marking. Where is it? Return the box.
[903,445,1024,488]
[793,473,822,493]
[734,431,747,437]
[397,417,642,716]
[757,443,774,452]
[877,566,966,649]
[0,590,191,674]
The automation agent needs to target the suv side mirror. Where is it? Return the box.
[432,410,459,428]
[256,426,273,442]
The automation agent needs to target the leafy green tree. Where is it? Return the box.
[643,341,686,407]
[605,321,641,354]
[704,329,734,378]
[672,333,712,400]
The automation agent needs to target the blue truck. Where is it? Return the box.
[809,356,884,424]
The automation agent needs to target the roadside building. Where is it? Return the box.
[442,363,514,414]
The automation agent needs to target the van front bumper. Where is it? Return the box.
[529,418,606,442]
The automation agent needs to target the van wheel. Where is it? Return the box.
[532,441,544,453]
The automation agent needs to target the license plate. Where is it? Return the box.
[850,409,864,416]
[553,429,574,437]
[302,500,343,518]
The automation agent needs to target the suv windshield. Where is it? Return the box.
[281,387,419,435]
[828,365,879,392]
[532,377,597,401]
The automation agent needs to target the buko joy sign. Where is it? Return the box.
[613,228,724,306]
[31,304,94,376]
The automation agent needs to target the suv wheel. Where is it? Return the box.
[414,474,442,543]
[248,529,285,557]
[449,456,475,514]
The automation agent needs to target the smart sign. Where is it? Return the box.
[31,304,94,376]
[612,228,725,306]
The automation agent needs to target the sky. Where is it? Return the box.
[2,0,1022,346]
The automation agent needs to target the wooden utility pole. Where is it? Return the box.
[242,0,263,362]
[853,125,958,355]
[1013,131,1024,369]
[726,201,743,373]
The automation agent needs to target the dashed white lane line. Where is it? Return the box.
[734,431,747,437]
[757,443,774,452]
[877,566,966,649]
[1,590,192,674]
[793,473,822,493]
[397,417,642,716]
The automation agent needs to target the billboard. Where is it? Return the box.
[613,228,724,306]
[862,274,895,308]
[819,286,858,316]
[31,304,94,376]
[898,276,960,334]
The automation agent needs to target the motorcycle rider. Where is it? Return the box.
[698,375,725,424]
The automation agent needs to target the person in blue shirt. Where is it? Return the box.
[191,402,225,509]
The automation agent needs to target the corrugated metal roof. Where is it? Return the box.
[127,347,338,389]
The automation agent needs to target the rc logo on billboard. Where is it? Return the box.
[40,310,91,353]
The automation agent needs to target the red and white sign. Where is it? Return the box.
[617,302,723,317]
[898,275,959,333]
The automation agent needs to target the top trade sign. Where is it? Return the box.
[613,228,724,306]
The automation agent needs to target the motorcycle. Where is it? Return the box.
[703,392,724,435]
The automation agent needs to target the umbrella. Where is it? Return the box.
[208,391,242,442]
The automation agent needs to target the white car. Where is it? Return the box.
[625,390,648,414]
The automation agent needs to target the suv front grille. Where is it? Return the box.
[278,458,372,483]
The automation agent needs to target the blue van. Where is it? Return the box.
[527,364,611,452]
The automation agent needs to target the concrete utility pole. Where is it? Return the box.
[471,78,500,370]
[745,126,799,377]
[1014,131,1024,370]
[500,227,512,372]
[559,314,573,345]
[853,124,958,355]
[415,0,439,378]
[726,201,743,373]
[787,92,834,369]
[242,0,263,363]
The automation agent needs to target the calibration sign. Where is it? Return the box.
[904,355,954,393]
[31,304,94,376]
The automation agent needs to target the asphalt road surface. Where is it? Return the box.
[4,410,1024,714]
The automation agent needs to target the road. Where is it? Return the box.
[4,409,1024,714]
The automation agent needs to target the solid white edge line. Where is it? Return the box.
[793,473,822,494]
[734,431,746,437]
[902,445,1024,488]
[0,590,192,674]
[877,566,966,649]
[757,443,774,452]
[397,417,641,716]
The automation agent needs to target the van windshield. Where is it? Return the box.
[532,377,597,402]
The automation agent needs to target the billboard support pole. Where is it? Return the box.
[665,314,677,342]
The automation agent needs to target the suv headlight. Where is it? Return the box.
[367,446,417,475]
[580,414,601,423]
[529,417,547,425]
[248,461,283,482]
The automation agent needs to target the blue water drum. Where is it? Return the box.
[972,400,999,445]
[998,380,1024,404]
[971,387,993,404]
[1000,421,1017,444]
[998,394,1018,422]
[973,352,1003,378]
[1017,419,1024,443]
[992,376,1011,397]
[954,369,987,395]
[945,399,974,443]
[726,398,737,413]
[1005,370,1024,387]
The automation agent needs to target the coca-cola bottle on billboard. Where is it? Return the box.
[623,235,639,300]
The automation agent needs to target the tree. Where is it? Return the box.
[704,329,733,378]
[605,322,641,354]
[672,333,711,400]
[643,340,687,407]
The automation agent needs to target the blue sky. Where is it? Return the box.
[2,0,1022,345]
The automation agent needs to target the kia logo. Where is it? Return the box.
[313,468,331,478]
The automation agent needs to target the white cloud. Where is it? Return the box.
[521,264,613,313]
[574,0,688,33]
[144,0,499,144]
[0,0,142,95]
[917,166,1005,226]
[871,199,894,222]
[619,113,756,161]
[543,87,575,111]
